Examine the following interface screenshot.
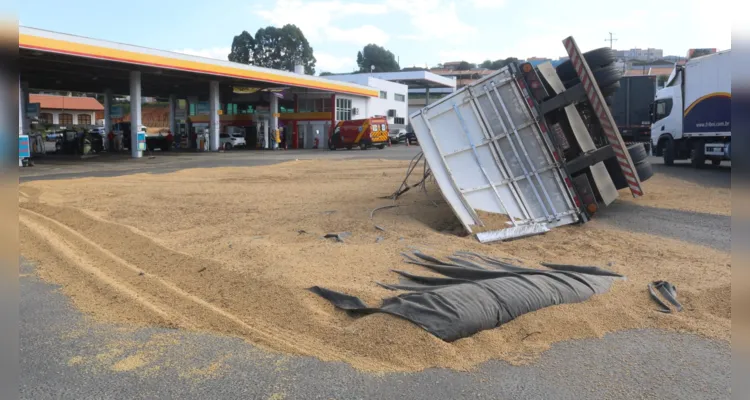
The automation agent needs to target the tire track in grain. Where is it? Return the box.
[19,205,389,369]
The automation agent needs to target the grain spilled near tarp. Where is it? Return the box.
[19,159,730,372]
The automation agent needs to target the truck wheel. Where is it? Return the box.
[377,144,385,149]
[627,143,648,164]
[359,142,368,150]
[635,160,653,182]
[556,48,616,82]
[663,137,675,166]
[690,140,706,168]
[562,64,622,90]
[712,159,722,166]
[346,145,353,150]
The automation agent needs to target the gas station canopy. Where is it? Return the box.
[19,26,378,98]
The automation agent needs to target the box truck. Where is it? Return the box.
[409,38,652,243]
[611,75,657,152]
[651,50,731,167]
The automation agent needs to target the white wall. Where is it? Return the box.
[325,75,409,126]
[334,94,368,121]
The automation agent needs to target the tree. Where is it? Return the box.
[479,57,520,70]
[356,44,400,72]
[229,25,316,74]
[456,61,476,70]
[319,71,334,76]
[401,66,427,71]
[228,30,255,64]
[252,25,316,74]
[657,75,669,86]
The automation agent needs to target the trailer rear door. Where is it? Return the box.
[410,67,580,242]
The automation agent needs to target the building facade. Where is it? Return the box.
[29,94,103,126]
[322,75,410,129]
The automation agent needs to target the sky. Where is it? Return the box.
[19,0,733,74]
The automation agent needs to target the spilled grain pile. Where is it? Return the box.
[19,159,730,372]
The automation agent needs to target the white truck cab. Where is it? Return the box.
[650,85,681,147]
[650,50,731,168]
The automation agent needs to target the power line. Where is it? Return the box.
[604,32,618,49]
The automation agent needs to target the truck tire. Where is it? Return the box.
[627,143,648,164]
[359,142,368,150]
[662,136,675,166]
[563,64,622,91]
[691,140,706,168]
[606,158,653,190]
[634,160,653,182]
[556,48,616,82]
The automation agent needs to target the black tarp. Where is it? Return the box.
[309,251,623,342]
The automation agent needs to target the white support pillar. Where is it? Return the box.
[209,81,220,151]
[129,71,142,158]
[263,119,269,149]
[20,81,29,133]
[425,86,431,106]
[168,94,176,134]
[270,94,279,150]
[255,120,261,149]
[103,89,112,134]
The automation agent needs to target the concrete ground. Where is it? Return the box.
[19,146,731,399]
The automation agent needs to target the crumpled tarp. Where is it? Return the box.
[309,251,623,342]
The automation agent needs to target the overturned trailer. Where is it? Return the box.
[409,37,651,242]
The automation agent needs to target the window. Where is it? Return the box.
[394,94,405,102]
[59,113,73,125]
[220,133,230,138]
[39,113,53,124]
[77,114,91,125]
[394,117,405,125]
[336,98,352,121]
[379,91,387,99]
[654,99,673,122]
[372,124,379,132]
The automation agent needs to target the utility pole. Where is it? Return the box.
[605,32,618,49]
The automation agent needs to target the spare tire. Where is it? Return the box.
[605,157,653,190]
[599,81,621,97]
[556,48,616,82]
[563,64,622,90]
[635,160,654,182]
[627,142,649,164]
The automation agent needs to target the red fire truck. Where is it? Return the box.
[328,117,389,150]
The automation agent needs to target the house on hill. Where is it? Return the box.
[30,94,104,126]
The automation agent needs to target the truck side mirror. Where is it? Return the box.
[648,103,655,123]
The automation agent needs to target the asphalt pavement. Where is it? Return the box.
[19,147,732,399]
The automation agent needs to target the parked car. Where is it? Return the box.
[388,129,405,144]
[220,132,247,149]
[404,131,418,145]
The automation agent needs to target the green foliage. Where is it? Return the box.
[228,31,255,64]
[356,44,400,72]
[228,25,316,74]
[479,57,519,70]
[456,61,476,70]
